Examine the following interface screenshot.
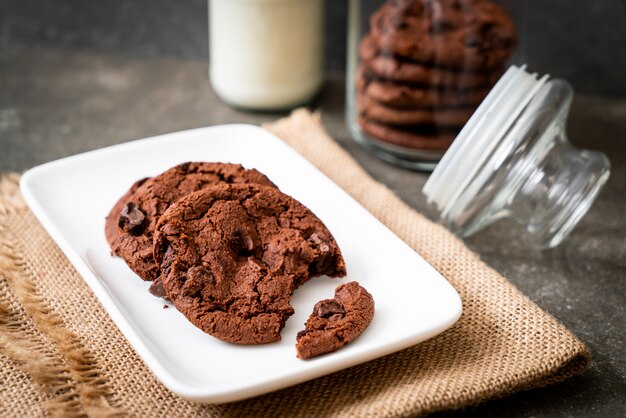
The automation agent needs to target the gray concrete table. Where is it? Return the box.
[1,46,624,417]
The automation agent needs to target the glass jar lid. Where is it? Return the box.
[423,65,611,248]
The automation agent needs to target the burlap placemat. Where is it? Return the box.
[0,109,589,417]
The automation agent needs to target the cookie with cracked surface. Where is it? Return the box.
[296,281,374,359]
[358,115,456,150]
[356,65,491,108]
[108,162,277,291]
[364,78,490,107]
[154,183,347,344]
[370,0,516,70]
[358,93,475,126]
[359,35,502,88]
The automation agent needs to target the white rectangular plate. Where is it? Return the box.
[20,125,461,404]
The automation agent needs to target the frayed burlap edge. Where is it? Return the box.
[0,284,81,417]
[0,174,124,417]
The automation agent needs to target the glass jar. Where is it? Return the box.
[422,65,611,248]
[209,0,324,111]
[346,0,521,170]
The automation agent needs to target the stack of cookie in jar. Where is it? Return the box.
[356,0,516,152]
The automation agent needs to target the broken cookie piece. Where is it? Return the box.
[296,281,374,359]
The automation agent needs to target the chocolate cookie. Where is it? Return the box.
[358,116,456,150]
[154,184,347,344]
[109,162,277,287]
[359,35,502,88]
[296,281,374,359]
[363,78,490,107]
[105,177,150,248]
[370,0,516,70]
[358,94,475,126]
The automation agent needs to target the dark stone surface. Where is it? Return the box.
[1,0,625,96]
[1,46,624,416]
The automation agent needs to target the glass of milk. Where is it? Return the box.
[209,0,325,111]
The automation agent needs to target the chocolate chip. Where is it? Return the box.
[182,265,211,297]
[179,162,192,173]
[118,202,145,234]
[150,278,169,299]
[232,230,256,256]
[315,300,345,319]
[309,233,330,253]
